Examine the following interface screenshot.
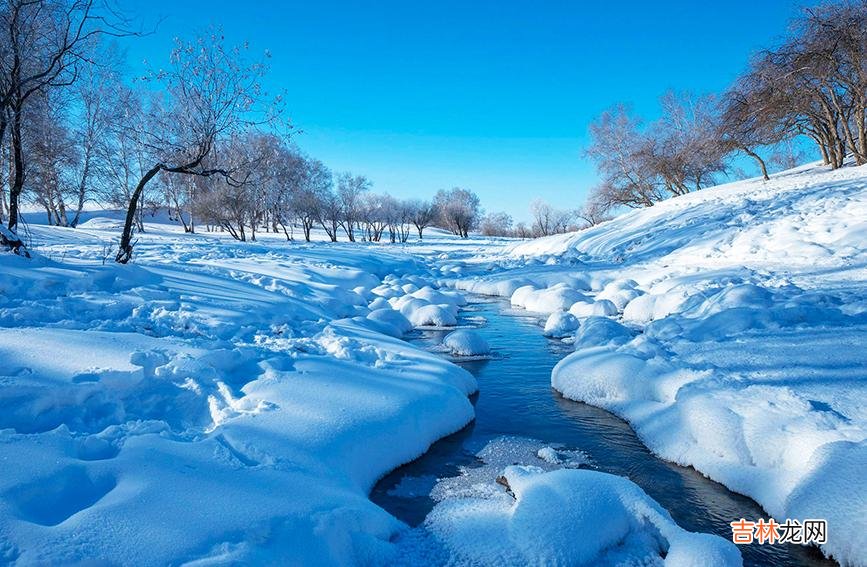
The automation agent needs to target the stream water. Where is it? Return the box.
[370,296,836,567]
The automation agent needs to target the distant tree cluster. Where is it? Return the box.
[582,1,866,219]
[479,198,600,239]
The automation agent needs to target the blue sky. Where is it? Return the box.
[118,0,805,222]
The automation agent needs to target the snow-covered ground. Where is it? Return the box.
[449,162,867,566]
[1,216,738,564]
[0,221,482,565]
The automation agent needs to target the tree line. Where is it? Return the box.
[580,1,866,220]
[0,1,492,262]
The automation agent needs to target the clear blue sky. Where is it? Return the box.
[118,0,805,222]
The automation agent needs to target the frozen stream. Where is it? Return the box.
[370,296,836,567]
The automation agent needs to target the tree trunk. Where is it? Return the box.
[742,146,769,181]
[7,104,25,234]
[856,106,867,165]
[0,224,28,257]
[70,150,92,228]
[116,164,162,264]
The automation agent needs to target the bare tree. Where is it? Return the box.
[360,192,388,242]
[647,92,728,194]
[393,198,413,243]
[383,195,412,243]
[292,158,330,242]
[408,198,435,239]
[262,142,304,240]
[722,3,867,173]
[479,211,513,237]
[25,89,76,225]
[434,187,479,238]
[576,190,612,227]
[0,0,136,252]
[67,42,120,226]
[316,186,341,242]
[98,86,150,231]
[335,172,369,242]
[114,30,281,262]
[585,105,661,209]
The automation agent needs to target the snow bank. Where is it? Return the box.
[442,329,490,356]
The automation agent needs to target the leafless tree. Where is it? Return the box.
[359,192,388,242]
[0,0,136,253]
[291,158,330,242]
[114,30,281,262]
[529,198,574,237]
[514,222,531,239]
[98,86,150,231]
[721,2,867,173]
[434,187,480,238]
[479,211,513,237]
[384,196,413,243]
[407,198,435,239]
[646,92,728,194]
[585,105,661,209]
[576,190,612,227]
[335,172,369,242]
[316,186,341,242]
[66,42,120,226]
[25,89,76,225]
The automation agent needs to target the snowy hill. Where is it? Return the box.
[508,162,867,281]
[451,162,867,566]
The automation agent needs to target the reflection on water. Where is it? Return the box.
[370,298,836,567]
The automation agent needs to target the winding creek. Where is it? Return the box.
[371,296,837,567]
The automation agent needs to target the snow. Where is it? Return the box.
[442,329,490,356]
[510,282,589,314]
[444,162,867,566]
[0,228,478,565]
[366,308,413,337]
[569,298,619,317]
[392,437,739,566]
[5,161,867,565]
[407,304,458,328]
[542,311,579,337]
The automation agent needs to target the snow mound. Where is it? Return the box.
[542,311,579,338]
[367,308,413,337]
[511,283,589,314]
[569,298,619,318]
[442,330,490,356]
[573,316,637,348]
[455,277,533,298]
[408,304,458,327]
[412,286,466,307]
